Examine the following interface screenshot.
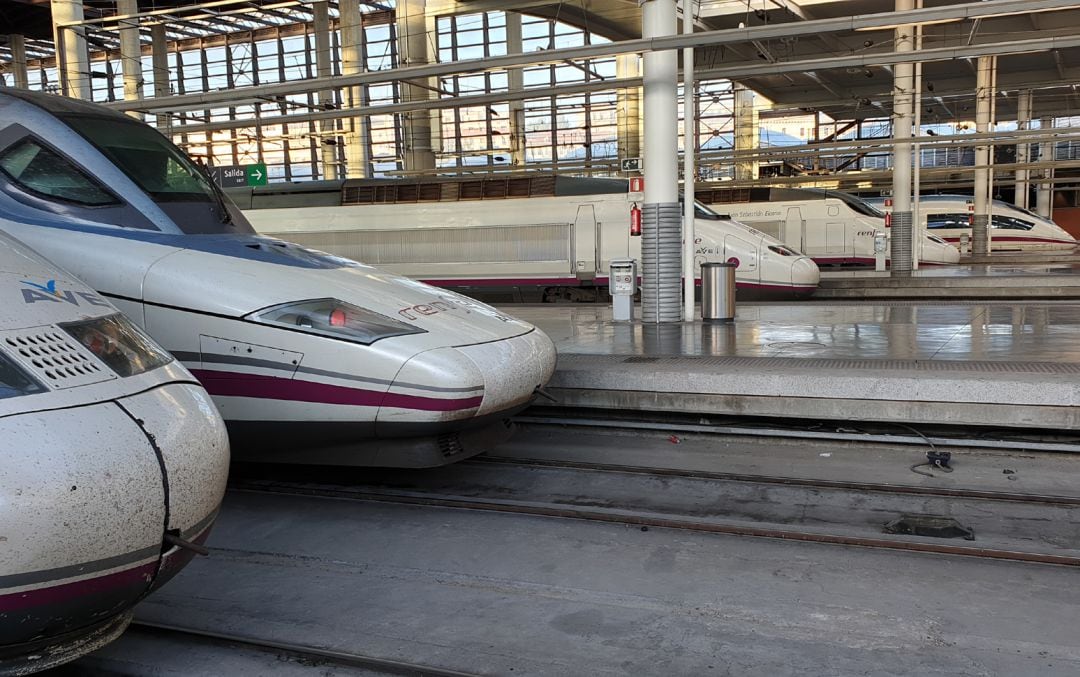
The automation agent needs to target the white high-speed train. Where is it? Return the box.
[699,186,960,266]
[228,175,821,302]
[0,90,555,467]
[0,231,228,673]
[867,195,1078,252]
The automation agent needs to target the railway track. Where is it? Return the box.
[232,477,1080,567]
[73,620,481,677]
[231,411,1080,569]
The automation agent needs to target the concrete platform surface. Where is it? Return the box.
[505,302,1080,430]
[816,262,1080,298]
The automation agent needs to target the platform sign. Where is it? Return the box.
[621,157,642,172]
[212,163,267,188]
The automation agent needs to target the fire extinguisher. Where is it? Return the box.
[884,212,891,228]
[630,203,642,236]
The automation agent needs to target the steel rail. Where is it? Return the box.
[126,620,481,677]
[471,456,1080,506]
[512,415,1080,455]
[104,0,1080,113]
[233,482,1080,567]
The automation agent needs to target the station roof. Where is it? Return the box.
[440,0,1080,121]
[4,0,1079,122]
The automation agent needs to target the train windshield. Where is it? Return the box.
[831,191,885,218]
[679,197,730,220]
[59,114,254,235]
[0,352,43,399]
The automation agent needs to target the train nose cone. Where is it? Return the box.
[792,256,820,294]
[117,383,230,589]
[0,382,227,674]
[376,328,556,428]
[455,328,557,416]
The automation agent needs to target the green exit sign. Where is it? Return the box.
[212,163,268,188]
[245,163,267,186]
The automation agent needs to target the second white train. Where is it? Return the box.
[229,175,820,301]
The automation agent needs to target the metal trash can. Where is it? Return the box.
[700,261,736,322]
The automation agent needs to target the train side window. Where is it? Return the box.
[926,213,968,229]
[0,138,119,207]
[991,215,1034,231]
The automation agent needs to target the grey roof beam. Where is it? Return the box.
[104,0,1080,113]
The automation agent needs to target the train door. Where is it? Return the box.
[825,203,846,254]
[597,199,632,277]
[784,207,805,253]
[573,204,598,280]
[724,233,760,286]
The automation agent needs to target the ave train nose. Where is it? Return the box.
[0,383,227,674]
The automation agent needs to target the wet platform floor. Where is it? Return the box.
[502,302,1080,430]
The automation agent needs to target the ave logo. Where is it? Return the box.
[21,279,111,307]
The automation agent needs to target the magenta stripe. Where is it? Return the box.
[940,236,1077,245]
[0,562,156,613]
[421,277,579,287]
[191,369,483,412]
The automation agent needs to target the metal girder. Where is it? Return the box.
[103,0,1080,114]
[152,30,1080,136]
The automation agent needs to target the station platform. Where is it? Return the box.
[816,261,1080,299]
[505,301,1080,431]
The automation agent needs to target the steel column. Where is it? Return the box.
[972,55,994,256]
[1037,116,1054,219]
[641,0,681,324]
[506,11,527,167]
[397,0,436,171]
[150,23,169,128]
[117,0,143,118]
[52,0,90,99]
[733,84,757,181]
[9,34,28,89]
[616,53,641,164]
[890,0,915,276]
[682,0,696,322]
[339,0,371,177]
[1015,90,1032,210]
[313,1,339,180]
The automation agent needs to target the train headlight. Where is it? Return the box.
[62,314,173,377]
[247,299,426,344]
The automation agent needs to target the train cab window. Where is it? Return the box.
[927,213,969,229]
[59,114,254,235]
[0,138,118,207]
[0,352,43,399]
[991,215,1035,231]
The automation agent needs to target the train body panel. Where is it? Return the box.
[701,187,960,266]
[233,177,819,301]
[0,229,228,674]
[867,195,1078,252]
[0,89,556,468]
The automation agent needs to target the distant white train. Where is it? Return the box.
[699,187,960,266]
[229,175,820,302]
[866,195,1077,252]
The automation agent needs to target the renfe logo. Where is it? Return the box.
[21,279,111,307]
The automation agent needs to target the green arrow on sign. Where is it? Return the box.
[245,163,268,187]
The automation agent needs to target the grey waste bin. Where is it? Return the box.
[700,261,736,321]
